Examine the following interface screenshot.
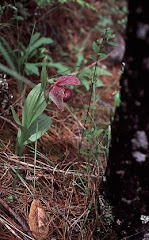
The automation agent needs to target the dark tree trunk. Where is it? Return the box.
[101,1,149,239]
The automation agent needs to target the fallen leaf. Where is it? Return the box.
[28,199,49,240]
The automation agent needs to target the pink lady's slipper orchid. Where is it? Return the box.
[45,75,81,111]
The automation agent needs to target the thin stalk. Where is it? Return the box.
[33,121,38,191]
[92,61,98,120]
[11,166,33,195]
[14,138,23,187]
[65,104,83,146]
[0,63,34,87]
[79,30,108,153]
[23,22,36,70]
[79,55,98,153]
[14,0,22,92]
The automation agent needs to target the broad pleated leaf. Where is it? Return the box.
[29,32,41,46]
[25,63,39,76]
[21,114,51,145]
[10,106,22,126]
[0,41,16,70]
[28,37,53,55]
[22,83,47,128]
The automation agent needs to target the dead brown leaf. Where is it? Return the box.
[28,199,49,240]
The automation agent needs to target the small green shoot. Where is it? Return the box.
[114,91,121,107]
[8,196,14,202]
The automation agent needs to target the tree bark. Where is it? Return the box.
[101,1,149,239]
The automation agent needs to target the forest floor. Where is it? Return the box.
[0,1,126,239]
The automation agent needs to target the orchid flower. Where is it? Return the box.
[45,75,81,111]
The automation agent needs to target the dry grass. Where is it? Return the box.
[0,132,101,239]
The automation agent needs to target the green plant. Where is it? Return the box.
[0,31,73,95]
[78,66,112,91]
[73,30,114,91]
[0,32,53,76]
[11,60,80,156]
[0,2,30,21]
[34,0,96,11]
[11,60,51,156]
[114,91,120,107]
[79,29,116,163]
[95,0,127,32]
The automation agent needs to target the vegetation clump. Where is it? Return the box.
[0,0,127,239]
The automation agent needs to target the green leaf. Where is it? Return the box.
[24,63,39,75]
[0,63,34,87]
[22,83,47,128]
[89,54,95,60]
[93,129,103,138]
[79,70,92,90]
[10,166,33,195]
[90,105,96,110]
[98,53,107,59]
[0,37,17,64]
[80,151,89,156]
[46,62,70,74]
[92,41,100,54]
[8,195,14,202]
[81,79,90,91]
[29,32,41,45]
[27,37,53,55]
[114,92,120,107]
[0,41,16,71]
[41,58,48,90]
[76,53,84,70]
[96,67,112,76]
[23,114,51,145]
[107,41,118,47]
[10,106,22,126]
[96,79,103,87]
[97,38,103,44]
[78,69,91,79]
[14,16,24,21]
[17,128,22,145]
[17,126,33,146]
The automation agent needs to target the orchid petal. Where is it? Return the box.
[63,88,72,102]
[49,85,65,111]
[56,75,81,86]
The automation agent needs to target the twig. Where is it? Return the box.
[0,114,19,130]
[0,198,33,238]
[0,214,35,240]
[7,157,102,179]
[0,216,22,240]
